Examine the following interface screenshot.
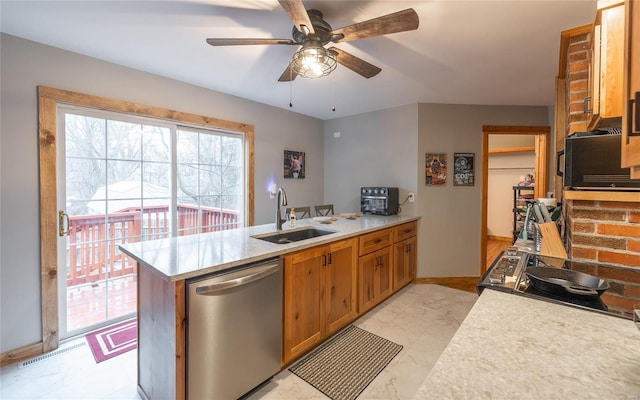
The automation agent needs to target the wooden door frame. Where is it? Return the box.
[480,125,550,274]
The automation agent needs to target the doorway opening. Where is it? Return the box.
[480,125,550,274]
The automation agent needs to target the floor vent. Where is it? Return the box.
[19,342,87,368]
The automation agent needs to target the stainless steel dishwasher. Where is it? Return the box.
[186,258,283,399]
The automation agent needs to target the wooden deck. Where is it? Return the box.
[66,274,137,333]
[63,204,240,333]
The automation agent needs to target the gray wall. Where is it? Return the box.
[417,103,549,277]
[0,34,323,352]
[323,103,550,279]
[323,104,419,215]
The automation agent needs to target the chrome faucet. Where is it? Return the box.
[275,187,288,231]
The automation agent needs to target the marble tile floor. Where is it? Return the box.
[0,284,478,400]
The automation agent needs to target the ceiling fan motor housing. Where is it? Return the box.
[291,9,334,45]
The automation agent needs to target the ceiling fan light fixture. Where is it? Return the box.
[290,42,337,79]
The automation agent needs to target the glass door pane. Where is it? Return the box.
[60,110,171,336]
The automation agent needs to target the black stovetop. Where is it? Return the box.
[478,250,619,317]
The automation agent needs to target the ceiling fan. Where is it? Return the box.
[206,0,419,81]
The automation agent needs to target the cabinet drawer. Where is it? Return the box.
[358,229,392,256]
[393,221,417,242]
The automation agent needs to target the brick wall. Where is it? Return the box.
[566,200,640,317]
[565,31,591,135]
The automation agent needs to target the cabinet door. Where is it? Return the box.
[394,236,417,290]
[358,251,378,314]
[622,0,640,175]
[377,246,393,301]
[406,236,417,280]
[282,246,324,364]
[324,239,357,335]
[588,2,625,128]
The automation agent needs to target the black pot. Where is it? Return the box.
[525,267,609,297]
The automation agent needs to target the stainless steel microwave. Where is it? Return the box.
[557,132,640,190]
[360,187,399,215]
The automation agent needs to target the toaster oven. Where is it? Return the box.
[360,187,399,215]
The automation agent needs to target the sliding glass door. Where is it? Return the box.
[57,106,244,337]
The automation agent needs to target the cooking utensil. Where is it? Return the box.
[532,202,544,224]
[539,202,553,222]
[537,222,568,259]
[521,204,533,240]
[525,266,609,297]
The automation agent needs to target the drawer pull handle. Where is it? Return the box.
[628,92,640,136]
[373,238,382,244]
[634,91,640,134]
[583,96,592,114]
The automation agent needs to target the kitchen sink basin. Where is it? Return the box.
[252,227,336,244]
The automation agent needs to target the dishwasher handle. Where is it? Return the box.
[194,262,280,296]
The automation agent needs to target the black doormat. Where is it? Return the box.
[289,325,403,400]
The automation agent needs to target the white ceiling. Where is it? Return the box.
[0,0,596,120]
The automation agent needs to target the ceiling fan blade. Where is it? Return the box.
[331,8,419,43]
[329,47,381,79]
[206,38,295,46]
[277,63,298,82]
[278,0,315,34]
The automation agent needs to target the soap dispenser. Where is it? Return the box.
[289,208,296,227]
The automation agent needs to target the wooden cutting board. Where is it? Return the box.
[537,222,568,260]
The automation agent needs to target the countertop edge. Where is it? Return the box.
[120,215,420,282]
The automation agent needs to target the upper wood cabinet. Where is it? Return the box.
[622,0,640,177]
[587,1,625,129]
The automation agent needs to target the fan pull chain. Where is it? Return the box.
[331,73,336,112]
[289,68,293,108]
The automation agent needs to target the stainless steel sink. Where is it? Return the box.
[252,227,336,244]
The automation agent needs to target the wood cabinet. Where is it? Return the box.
[358,246,393,314]
[282,238,357,364]
[324,239,359,335]
[357,228,393,314]
[393,222,418,290]
[622,0,640,177]
[587,1,625,129]
[358,228,393,256]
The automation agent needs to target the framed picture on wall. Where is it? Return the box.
[425,153,447,185]
[284,150,305,179]
[453,153,475,186]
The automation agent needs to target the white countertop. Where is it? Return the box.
[119,214,419,281]
[414,289,640,399]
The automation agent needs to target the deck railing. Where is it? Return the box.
[66,205,240,286]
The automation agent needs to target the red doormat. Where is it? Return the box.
[85,318,137,363]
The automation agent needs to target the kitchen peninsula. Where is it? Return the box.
[120,214,419,400]
[414,289,640,399]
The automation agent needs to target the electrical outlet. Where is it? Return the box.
[408,193,415,202]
